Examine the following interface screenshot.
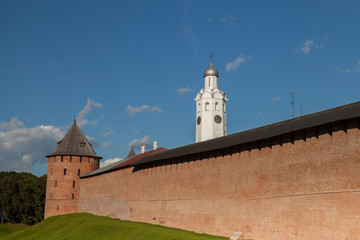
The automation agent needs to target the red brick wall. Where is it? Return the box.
[45,155,100,219]
[78,119,360,239]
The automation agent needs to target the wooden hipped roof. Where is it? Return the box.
[46,120,102,159]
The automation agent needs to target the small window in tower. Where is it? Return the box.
[73,180,75,188]
[78,169,80,176]
[61,156,63,162]
[70,156,72,162]
[55,180,57,187]
[64,168,67,175]
[205,102,210,111]
[72,193,74,200]
[56,206,59,211]
[51,168,53,175]
[80,156,82,163]
[215,102,219,111]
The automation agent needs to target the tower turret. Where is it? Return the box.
[44,120,102,219]
[195,56,228,142]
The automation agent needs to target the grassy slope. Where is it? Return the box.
[0,213,227,240]
[0,224,28,237]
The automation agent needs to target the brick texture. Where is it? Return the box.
[44,155,100,218]
[48,119,360,239]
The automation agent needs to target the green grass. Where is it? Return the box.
[0,213,227,240]
[0,223,28,237]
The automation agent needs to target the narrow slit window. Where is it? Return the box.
[73,180,75,188]
[70,156,72,162]
[55,180,57,187]
[80,156,82,163]
[61,156,63,162]
[64,168,67,175]
[72,193,74,200]
[78,169,80,176]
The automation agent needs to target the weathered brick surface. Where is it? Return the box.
[44,155,100,218]
[75,119,360,239]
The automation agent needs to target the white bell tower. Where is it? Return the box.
[195,55,228,143]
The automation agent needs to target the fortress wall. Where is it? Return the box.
[78,119,360,239]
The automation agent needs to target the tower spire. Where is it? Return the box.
[210,52,213,63]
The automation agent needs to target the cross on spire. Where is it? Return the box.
[210,52,213,63]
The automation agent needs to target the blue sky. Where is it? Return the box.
[1,0,360,176]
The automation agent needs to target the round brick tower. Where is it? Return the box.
[44,120,102,219]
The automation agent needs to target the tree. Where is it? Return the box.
[0,172,47,225]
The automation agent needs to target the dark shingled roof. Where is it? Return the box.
[125,146,137,159]
[134,101,360,166]
[46,120,102,159]
[81,147,167,178]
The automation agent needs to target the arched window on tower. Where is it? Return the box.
[215,102,219,111]
[205,102,210,111]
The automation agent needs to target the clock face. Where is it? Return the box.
[214,115,222,124]
[197,116,201,125]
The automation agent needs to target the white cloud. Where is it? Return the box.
[0,119,64,172]
[77,98,103,127]
[298,39,323,55]
[86,135,111,148]
[126,105,163,116]
[100,128,114,137]
[337,60,360,73]
[176,87,192,97]
[127,135,151,148]
[0,98,108,174]
[218,14,236,23]
[272,97,281,102]
[226,55,252,72]
[0,117,24,130]
[100,157,122,168]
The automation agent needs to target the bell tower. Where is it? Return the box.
[195,55,228,142]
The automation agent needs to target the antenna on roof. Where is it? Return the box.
[73,115,77,123]
[290,92,295,118]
